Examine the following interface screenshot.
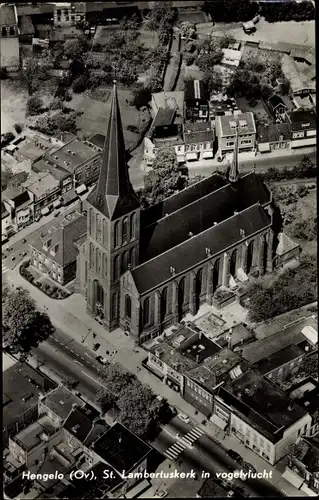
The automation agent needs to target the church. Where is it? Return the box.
[76,83,296,344]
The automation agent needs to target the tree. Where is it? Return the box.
[14,123,23,134]
[34,110,78,135]
[203,69,223,93]
[63,35,90,59]
[26,96,44,116]
[96,388,117,413]
[147,2,176,31]
[72,74,90,93]
[1,132,15,148]
[203,0,258,23]
[2,288,54,355]
[131,85,151,109]
[21,55,53,95]
[101,362,135,395]
[261,1,315,23]
[218,34,236,49]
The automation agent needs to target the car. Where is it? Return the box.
[54,211,61,217]
[92,343,100,351]
[242,461,256,474]
[22,238,27,243]
[96,355,108,365]
[234,470,246,481]
[11,256,16,261]
[226,449,243,463]
[177,413,191,424]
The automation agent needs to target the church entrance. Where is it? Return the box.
[195,269,202,314]
[177,278,185,322]
[246,241,254,275]
[93,280,104,319]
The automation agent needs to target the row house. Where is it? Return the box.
[176,122,215,163]
[215,112,257,158]
[0,4,19,73]
[184,79,209,122]
[2,187,32,234]
[287,110,316,149]
[257,123,291,153]
[23,172,61,219]
[283,435,319,495]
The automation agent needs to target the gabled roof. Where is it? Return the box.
[276,232,299,256]
[87,83,140,220]
[140,172,271,263]
[132,204,271,294]
[2,187,30,208]
[268,94,286,110]
[0,5,16,27]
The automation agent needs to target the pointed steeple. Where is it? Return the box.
[88,81,140,220]
[229,120,239,183]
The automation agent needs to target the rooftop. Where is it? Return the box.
[152,91,185,117]
[93,422,152,474]
[32,157,71,182]
[63,406,109,444]
[222,48,243,61]
[257,123,291,144]
[268,94,286,110]
[13,415,57,451]
[217,112,256,136]
[183,121,215,144]
[287,109,316,131]
[30,209,86,267]
[187,348,250,392]
[241,317,317,364]
[276,232,300,256]
[148,339,198,375]
[215,324,254,349]
[222,370,307,442]
[254,344,304,374]
[0,4,16,27]
[292,437,319,473]
[40,385,84,421]
[23,172,59,199]
[141,173,227,228]
[198,478,236,497]
[133,203,271,294]
[281,54,315,94]
[210,98,238,116]
[48,138,100,173]
[288,377,319,416]
[2,187,30,208]
[88,133,105,150]
[152,107,176,128]
[140,172,270,264]
[3,362,56,429]
[185,80,209,102]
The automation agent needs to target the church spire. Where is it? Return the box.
[229,120,239,183]
[88,81,140,220]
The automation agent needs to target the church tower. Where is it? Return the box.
[84,82,141,331]
[229,121,239,183]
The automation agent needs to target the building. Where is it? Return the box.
[209,96,239,122]
[30,208,86,285]
[151,90,185,118]
[76,83,294,344]
[215,113,256,157]
[267,94,287,121]
[38,385,85,427]
[257,123,291,153]
[283,434,319,495]
[253,344,306,383]
[281,54,315,100]
[0,4,19,73]
[287,110,316,149]
[214,370,312,465]
[184,80,209,122]
[3,361,57,448]
[221,47,243,67]
[197,478,239,497]
[275,231,300,267]
[288,378,319,429]
[1,201,11,238]
[53,2,86,25]
[23,172,61,219]
[180,122,215,162]
[2,187,32,233]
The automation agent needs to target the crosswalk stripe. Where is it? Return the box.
[170,443,185,452]
[164,449,179,459]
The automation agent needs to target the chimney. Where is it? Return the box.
[189,231,194,237]
[205,247,211,257]
[170,266,176,276]
[214,222,218,226]
[240,229,246,238]
[196,354,200,363]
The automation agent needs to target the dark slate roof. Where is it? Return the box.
[62,189,78,205]
[93,422,152,474]
[257,123,291,143]
[87,83,140,220]
[152,107,176,128]
[185,79,209,101]
[268,94,286,110]
[88,133,105,149]
[198,478,235,497]
[63,462,123,499]
[0,5,16,27]
[2,187,30,207]
[132,204,271,294]
[288,110,316,131]
[1,201,9,219]
[140,172,271,263]
[141,173,227,228]
[63,406,100,443]
[254,344,304,374]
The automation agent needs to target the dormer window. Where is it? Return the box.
[43,238,52,251]
[50,244,59,256]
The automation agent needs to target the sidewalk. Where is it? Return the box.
[6,269,306,497]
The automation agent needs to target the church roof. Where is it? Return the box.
[87,83,140,220]
[132,204,271,294]
[276,232,299,256]
[140,172,271,263]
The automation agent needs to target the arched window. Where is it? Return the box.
[121,250,128,274]
[142,297,150,326]
[230,249,237,277]
[2,27,7,37]
[212,259,220,293]
[178,277,186,322]
[95,281,104,306]
[246,241,254,274]
[96,215,102,243]
[96,248,101,275]
[160,287,168,322]
[122,217,128,244]
[103,220,108,246]
[90,209,95,238]
[9,26,14,36]
[130,213,136,240]
[113,255,119,282]
[88,209,92,235]
[125,295,132,319]
[195,269,203,313]
[114,221,119,248]
[85,261,87,282]
[104,253,108,279]
[111,292,119,320]
[89,243,94,269]
[129,246,135,268]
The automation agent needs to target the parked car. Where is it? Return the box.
[96,355,108,365]
[92,343,100,351]
[11,256,16,261]
[242,461,256,474]
[177,413,191,424]
[22,251,27,257]
[226,449,243,463]
[22,238,26,243]
[54,211,61,217]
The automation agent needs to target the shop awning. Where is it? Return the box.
[186,152,198,161]
[202,151,214,159]
[210,414,228,430]
[62,189,78,205]
[300,483,317,496]
[75,184,87,195]
[53,198,62,208]
[41,207,50,216]
[282,469,304,489]
[291,138,316,148]
[258,142,271,152]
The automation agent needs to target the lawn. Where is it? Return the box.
[236,97,270,122]
[68,87,141,151]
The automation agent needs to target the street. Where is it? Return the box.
[29,332,283,498]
